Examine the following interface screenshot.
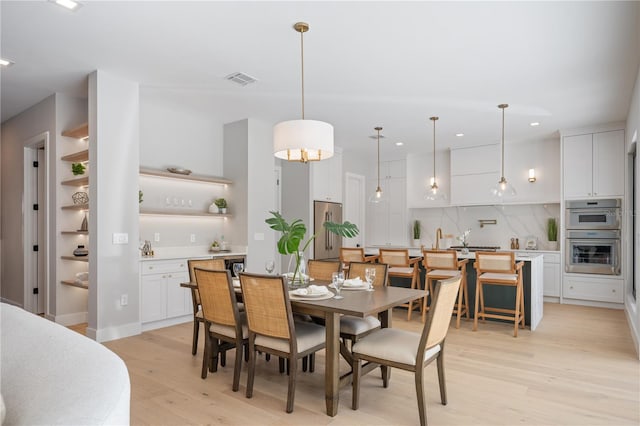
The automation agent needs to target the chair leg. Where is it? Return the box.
[415,365,427,426]
[201,328,210,379]
[352,358,362,410]
[244,342,249,362]
[437,351,447,405]
[192,319,200,356]
[286,355,297,413]
[381,365,390,388]
[210,338,220,373]
[220,349,227,367]
[479,282,485,322]
[463,275,470,319]
[232,339,243,392]
[514,281,522,337]
[279,357,285,374]
[245,338,256,399]
[473,279,480,331]
[302,356,308,372]
[519,277,526,329]
[455,279,464,329]
[265,353,271,362]
[309,353,315,373]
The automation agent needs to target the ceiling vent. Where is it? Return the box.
[225,72,258,86]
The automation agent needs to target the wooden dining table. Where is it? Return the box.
[182,278,424,417]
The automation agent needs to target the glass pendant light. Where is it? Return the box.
[491,103,517,199]
[425,116,446,201]
[368,126,386,203]
[273,22,334,163]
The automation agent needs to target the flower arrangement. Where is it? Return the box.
[456,228,471,247]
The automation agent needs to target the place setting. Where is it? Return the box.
[289,284,334,301]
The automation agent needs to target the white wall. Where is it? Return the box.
[87,71,140,342]
[280,161,311,272]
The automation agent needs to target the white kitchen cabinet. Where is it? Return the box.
[563,130,624,199]
[563,274,623,304]
[450,144,500,205]
[366,160,407,246]
[542,253,561,298]
[311,150,342,202]
[140,259,192,327]
[406,151,450,208]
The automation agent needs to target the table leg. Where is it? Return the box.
[325,311,339,416]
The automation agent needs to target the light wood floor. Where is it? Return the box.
[99,303,639,425]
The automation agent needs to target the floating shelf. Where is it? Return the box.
[61,123,89,139]
[62,204,89,211]
[139,168,232,185]
[61,280,88,289]
[139,209,232,218]
[61,176,89,186]
[61,230,89,235]
[61,256,89,262]
[61,149,89,162]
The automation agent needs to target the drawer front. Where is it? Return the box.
[141,260,188,275]
[543,253,561,264]
[563,277,623,303]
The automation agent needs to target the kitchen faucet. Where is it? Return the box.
[434,228,443,250]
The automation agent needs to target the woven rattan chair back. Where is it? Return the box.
[307,259,341,281]
[239,273,292,340]
[194,268,238,327]
[348,262,388,288]
[422,250,458,270]
[340,247,365,264]
[475,251,515,273]
[188,258,226,305]
[379,248,410,267]
[421,276,462,350]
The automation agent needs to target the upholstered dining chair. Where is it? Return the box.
[307,259,342,281]
[187,258,226,355]
[351,275,462,426]
[194,268,247,392]
[379,248,423,321]
[473,251,525,337]
[339,247,378,273]
[239,272,326,413]
[422,250,469,327]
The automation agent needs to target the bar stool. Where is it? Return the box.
[422,249,469,327]
[339,247,378,273]
[379,248,422,321]
[473,251,525,337]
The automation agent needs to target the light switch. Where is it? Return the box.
[190,234,196,243]
[112,233,128,244]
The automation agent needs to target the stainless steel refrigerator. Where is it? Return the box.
[313,201,342,260]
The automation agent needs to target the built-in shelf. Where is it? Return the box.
[139,209,232,218]
[139,167,233,185]
[61,230,89,235]
[60,280,88,289]
[62,204,89,211]
[61,149,89,162]
[61,123,89,139]
[61,256,89,262]
[61,176,89,186]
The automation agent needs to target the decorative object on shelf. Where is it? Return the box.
[515,238,520,249]
[525,235,538,250]
[425,116,446,201]
[456,228,471,254]
[166,167,192,175]
[73,245,88,257]
[369,126,385,203]
[265,210,358,288]
[79,212,88,232]
[510,237,516,249]
[273,21,334,163]
[72,191,89,205]
[412,220,421,247]
[490,103,517,199]
[71,162,85,176]
[140,240,153,257]
[210,241,221,252]
[138,190,143,204]
[213,198,227,214]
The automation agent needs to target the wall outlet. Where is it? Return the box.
[190,234,196,243]
[120,294,128,306]
[154,232,160,242]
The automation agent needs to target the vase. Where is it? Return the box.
[413,239,421,247]
[286,251,309,289]
[461,246,469,255]
[219,207,227,214]
[73,245,88,257]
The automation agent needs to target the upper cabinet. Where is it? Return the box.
[311,150,343,202]
[450,144,499,205]
[406,150,450,208]
[563,129,624,199]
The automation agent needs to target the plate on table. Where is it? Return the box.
[289,292,334,301]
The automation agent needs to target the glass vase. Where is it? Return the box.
[286,251,309,289]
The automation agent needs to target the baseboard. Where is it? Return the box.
[562,299,624,310]
[543,296,560,303]
[54,311,88,326]
[89,321,142,343]
[141,315,192,332]
[624,299,639,359]
[0,298,22,308]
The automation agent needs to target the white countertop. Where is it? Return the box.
[139,245,247,262]
[365,246,549,261]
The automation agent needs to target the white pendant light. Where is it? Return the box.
[425,116,446,201]
[491,103,517,199]
[273,22,334,163]
[368,126,386,203]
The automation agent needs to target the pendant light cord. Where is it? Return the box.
[300,29,305,120]
[377,128,381,188]
[432,118,436,181]
[501,106,505,177]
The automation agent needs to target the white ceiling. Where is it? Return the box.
[2,1,639,158]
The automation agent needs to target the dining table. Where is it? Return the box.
[182,277,425,417]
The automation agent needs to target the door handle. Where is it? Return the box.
[325,211,330,251]
[329,211,333,250]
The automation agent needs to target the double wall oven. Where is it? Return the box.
[565,199,621,275]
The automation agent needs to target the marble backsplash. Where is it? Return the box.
[410,203,561,251]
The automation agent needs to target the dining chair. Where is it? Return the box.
[422,249,469,327]
[339,247,378,272]
[239,272,326,413]
[194,268,247,391]
[187,258,226,356]
[379,248,423,321]
[473,251,525,337]
[307,259,341,281]
[351,275,462,426]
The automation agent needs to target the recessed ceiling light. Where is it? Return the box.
[51,0,82,11]
[395,142,404,146]
[455,133,464,137]
[0,58,14,67]
[530,122,540,127]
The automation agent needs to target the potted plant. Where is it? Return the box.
[71,162,85,176]
[412,220,421,247]
[214,198,227,214]
[547,218,558,250]
[266,211,358,287]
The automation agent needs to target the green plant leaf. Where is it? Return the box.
[323,221,359,238]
